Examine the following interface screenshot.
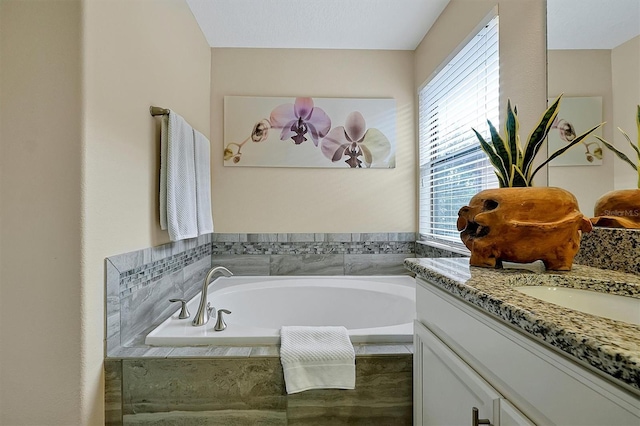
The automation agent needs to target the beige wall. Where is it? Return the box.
[612,35,640,190]
[211,48,416,232]
[0,0,210,423]
[548,49,614,215]
[0,1,84,424]
[83,0,210,423]
[1,0,551,422]
[415,0,548,186]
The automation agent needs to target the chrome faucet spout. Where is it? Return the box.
[192,266,233,326]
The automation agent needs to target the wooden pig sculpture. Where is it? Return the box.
[457,187,592,271]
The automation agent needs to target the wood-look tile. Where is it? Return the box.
[122,359,286,415]
[105,360,123,426]
[286,356,412,425]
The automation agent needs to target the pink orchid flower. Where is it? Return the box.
[270,97,331,146]
[320,111,391,168]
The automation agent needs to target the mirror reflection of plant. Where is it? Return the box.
[595,105,640,188]
[551,116,603,163]
[223,119,271,163]
[472,94,604,187]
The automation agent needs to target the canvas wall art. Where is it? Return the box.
[223,96,396,168]
[548,96,603,166]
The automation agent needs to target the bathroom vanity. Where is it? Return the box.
[405,257,640,426]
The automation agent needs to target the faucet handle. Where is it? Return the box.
[214,309,231,331]
[169,298,190,319]
[206,302,215,318]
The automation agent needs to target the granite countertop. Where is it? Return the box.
[404,257,640,393]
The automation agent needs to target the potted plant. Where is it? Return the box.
[591,105,640,229]
[456,95,603,270]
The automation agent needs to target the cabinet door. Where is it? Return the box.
[497,399,535,426]
[414,320,500,426]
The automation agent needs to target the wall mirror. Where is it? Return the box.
[547,0,640,216]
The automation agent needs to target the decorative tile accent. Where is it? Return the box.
[120,269,184,346]
[575,228,640,275]
[211,240,415,256]
[105,236,213,354]
[118,244,211,297]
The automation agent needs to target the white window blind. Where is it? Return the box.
[418,15,500,246]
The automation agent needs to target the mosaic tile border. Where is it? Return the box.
[211,241,415,256]
[106,234,213,354]
[119,244,211,297]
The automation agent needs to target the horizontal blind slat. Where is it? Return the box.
[418,15,500,243]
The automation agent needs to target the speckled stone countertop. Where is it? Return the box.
[404,257,640,393]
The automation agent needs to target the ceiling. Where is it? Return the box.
[186,0,450,50]
[187,0,640,50]
[547,0,640,49]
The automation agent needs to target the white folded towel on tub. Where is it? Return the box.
[280,326,355,394]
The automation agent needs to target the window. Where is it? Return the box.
[418,15,499,248]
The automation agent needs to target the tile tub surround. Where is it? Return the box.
[105,349,413,425]
[106,232,416,355]
[404,257,640,393]
[210,232,417,276]
[104,233,416,424]
[574,227,640,275]
[106,234,214,354]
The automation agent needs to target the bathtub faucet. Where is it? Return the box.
[192,266,233,326]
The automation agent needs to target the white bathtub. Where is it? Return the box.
[145,275,416,346]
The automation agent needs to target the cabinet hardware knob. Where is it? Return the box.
[472,407,492,426]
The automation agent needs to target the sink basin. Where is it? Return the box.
[514,286,640,325]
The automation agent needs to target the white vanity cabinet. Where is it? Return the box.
[415,320,534,426]
[414,277,640,426]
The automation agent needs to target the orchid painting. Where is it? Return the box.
[320,111,392,168]
[270,97,331,146]
[548,96,603,166]
[223,96,396,168]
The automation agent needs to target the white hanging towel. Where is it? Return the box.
[280,326,356,394]
[159,114,169,230]
[193,129,214,234]
[161,111,198,241]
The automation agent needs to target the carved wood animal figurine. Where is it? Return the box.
[457,187,593,271]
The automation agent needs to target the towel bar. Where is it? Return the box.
[150,106,170,116]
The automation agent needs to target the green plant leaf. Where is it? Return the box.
[636,104,640,142]
[473,128,508,186]
[531,122,603,180]
[487,120,512,178]
[618,128,640,162]
[595,135,638,171]
[522,95,562,180]
[505,100,519,167]
[508,164,528,187]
